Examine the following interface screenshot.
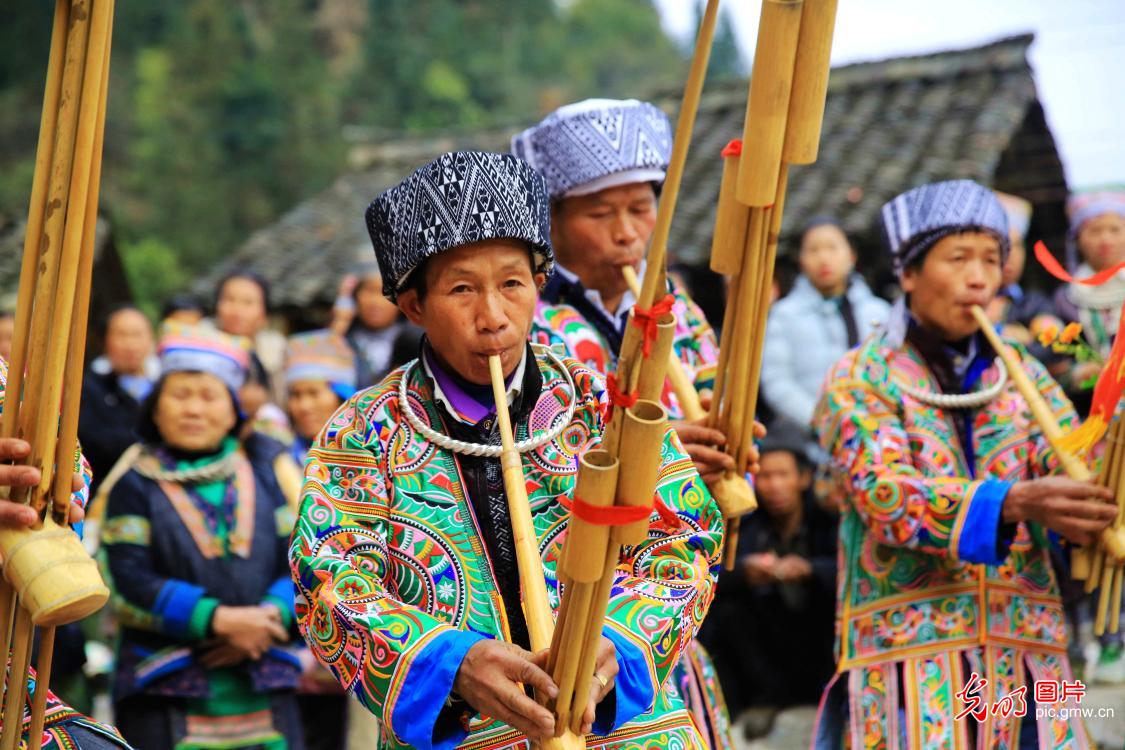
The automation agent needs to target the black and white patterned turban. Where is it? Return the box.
[511,98,672,201]
[881,179,1010,277]
[365,151,554,302]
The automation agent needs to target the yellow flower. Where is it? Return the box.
[1037,324,1059,347]
[1058,322,1083,344]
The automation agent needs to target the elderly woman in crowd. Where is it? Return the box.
[284,330,357,466]
[101,323,304,750]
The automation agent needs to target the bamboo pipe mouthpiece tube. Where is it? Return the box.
[634,312,676,406]
[736,0,804,206]
[0,516,108,627]
[615,401,668,547]
[782,0,839,165]
[487,355,555,651]
[970,306,1103,577]
[488,356,586,750]
[710,141,751,276]
[561,452,620,583]
[970,306,1092,481]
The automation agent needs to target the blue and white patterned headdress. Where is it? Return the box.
[365,151,553,302]
[511,98,672,201]
[157,322,251,394]
[881,179,1010,277]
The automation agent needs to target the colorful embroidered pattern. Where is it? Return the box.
[815,332,1085,748]
[289,351,723,749]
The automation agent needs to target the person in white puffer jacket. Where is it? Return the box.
[761,218,891,430]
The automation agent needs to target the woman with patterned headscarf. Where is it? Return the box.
[102,324,304,750]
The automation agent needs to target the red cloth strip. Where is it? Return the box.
[1034,240,1125,286]
[722,139,743,157]
[604,373,637,424]
[571,497,651,527]
[631,294,675,357]
[558,494,682,530]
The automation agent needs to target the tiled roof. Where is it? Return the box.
[665,33,1065,275]
[203,33,1065,315]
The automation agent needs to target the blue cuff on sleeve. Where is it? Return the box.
[594,625,656,734]
[958,479,1011,565]
[263,576,296,627]
[390,629,486,750]
[152,580,207,639]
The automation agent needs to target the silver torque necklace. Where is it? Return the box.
[397,344,577,457]
[897,356,1009,410]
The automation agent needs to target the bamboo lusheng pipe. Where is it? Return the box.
[782,0,840,165]
[27,0,113,518]
[54,0,111,520]
[736,0,804,206]
[1088,418,1122,596]
[27,6,113,738]
[2,0,71,443]
[7,0,91,486]
[1093,418,1125,634]
[0,608,35,750]
[633,0,719,312]
[602,0,719,454]
[488,356,585,750]
[0,0,72,683]
[2,1,113,743]
[622,266,704,419]
[710,143,750,277]
[566,401,666,737]
[548,451,618,735]
[970,306,1125,568]
[0,0,111,628]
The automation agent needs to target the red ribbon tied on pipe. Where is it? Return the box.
[631,294,675,358]
[603,372,638,425]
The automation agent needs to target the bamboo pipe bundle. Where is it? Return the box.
[548,401,667,737]
[704,0,839,570]
[970,307,1125,570]
[605,0,719,445]
[0,1,113,745]
[1092,416,1125,635]
[538,1,718,738]
[488,357,585,750]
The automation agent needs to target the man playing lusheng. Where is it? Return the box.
[514,100,738,746]
[813,179,1117,749]
[289,150,723,749]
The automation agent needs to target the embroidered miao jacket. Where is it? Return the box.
[0,358,130,749]
[102,433,302,702]
[289,349,723,750]
[813,331,1092,750]
[531,277,718,420]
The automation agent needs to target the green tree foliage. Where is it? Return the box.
[1,0,687,313]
